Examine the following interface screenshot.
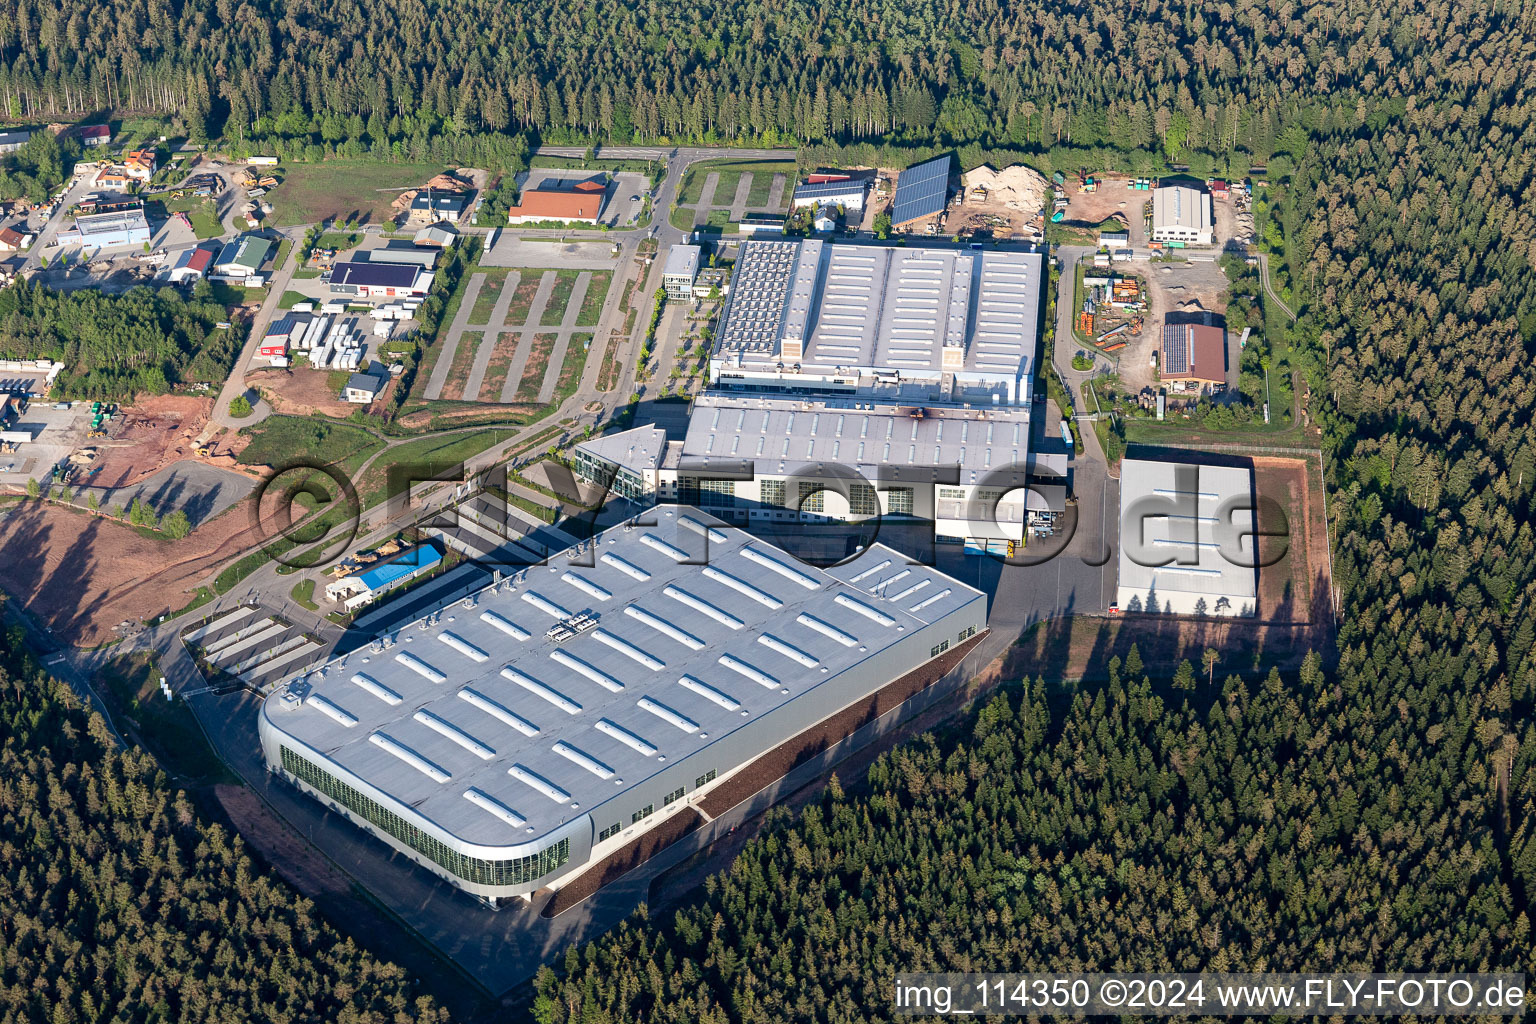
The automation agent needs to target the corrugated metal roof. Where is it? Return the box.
[262,507,984,848]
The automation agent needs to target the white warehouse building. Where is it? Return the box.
[1117,458,1258,616]
[1151,184,1214,246]
[709,239,1044,407]
[259,506,986,904]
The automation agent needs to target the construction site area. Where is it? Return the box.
[945,164,1050,241]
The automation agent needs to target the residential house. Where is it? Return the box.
[0,226,34,251]
[76,125,111,147]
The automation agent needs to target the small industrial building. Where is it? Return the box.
[213,235,272,277]
[414,223,459,248]
[363,244,439,270]
[260,317,302,362]
[662,244,700,301]
[322,544,443,611]
[1161,322,1227,392]
[791,178,869,213]
[890,155,952,228]
[0,129,34,154]
[343,364,388,404]
[1117,458,1257,616]
[737,214,785,236]
[409,188,469,225]
[166,242,219,284]
[73,208,152,247]
[330,261,433,300]
[260,507,987,904]
[507,182,605,225]
[1151,184,1214,245]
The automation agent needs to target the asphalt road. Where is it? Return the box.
[31,149,1124,1005]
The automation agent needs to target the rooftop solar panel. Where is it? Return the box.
[891,155,952,225]
[1162,323,1190,375]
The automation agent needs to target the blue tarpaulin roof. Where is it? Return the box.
[357,545,442,591]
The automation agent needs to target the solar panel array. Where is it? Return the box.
[1161,323,1191,375]
[890,155,952,225]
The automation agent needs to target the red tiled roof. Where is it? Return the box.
[510,189,602,220]
[572,180,605,193]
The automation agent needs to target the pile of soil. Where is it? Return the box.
[697,632,987,819]
[542,808,702,917]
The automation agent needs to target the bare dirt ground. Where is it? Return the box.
[0,489,272,644]
[1252,456,1332,625]
[91,395,213,487]
[213,784,355,899]
[1062,179,1144,232]
[248,365,359,418]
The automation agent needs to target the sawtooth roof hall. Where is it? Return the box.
[259,506,986,904]
[709,239,1045,406]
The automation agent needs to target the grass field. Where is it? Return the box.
[438,330,484,402]
[514,335,558,402]
[541,270,581,325]
[595,338,622,392]
[469,272,508,323]
[237,415,383,477]
[278,290,310,309]
[268,160,450,226]
[98,653,234,784]
[552,335,593,406]
[576,270,612,326]
[531,155,661,177]
[290,578,318,610]
[161,194,222,238]
[480,332,521,398]
[357,429,517,508]
[678,159,796,206]
[505,271,545,325]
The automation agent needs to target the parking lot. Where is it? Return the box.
[481,234,624,269]
[0,402,93,488]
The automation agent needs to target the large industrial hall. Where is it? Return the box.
[1116,458,1258,616]
[708,238,1045,406]
[260,507,987,904]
